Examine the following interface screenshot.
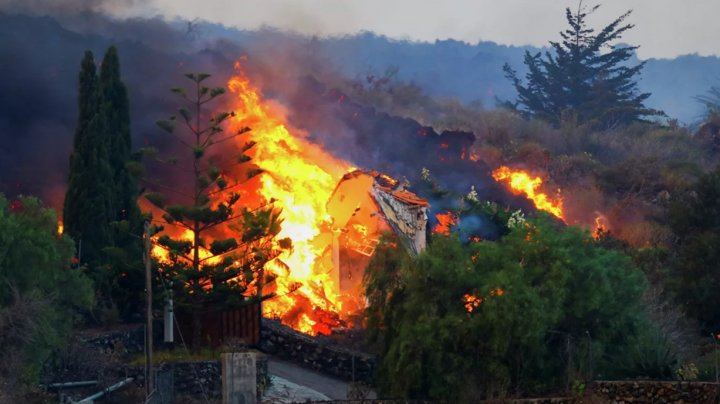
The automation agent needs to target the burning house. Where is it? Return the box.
[325,170,429,306]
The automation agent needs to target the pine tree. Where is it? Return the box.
[503,2,662,129]
[148,73,290,348]
[63,51,114,266]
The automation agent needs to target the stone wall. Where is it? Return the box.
[80,324,147,355]
[80,321,164,356]
[260,319,376,382]
[590,380,719,403]
[123,354,269,401]
[313,400,573,404]
[310,381,720,403]
[123,361,220,400]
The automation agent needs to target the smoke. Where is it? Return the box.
[0,0,138,16]
[0,0,131,17]
[0,9,530,235]
[0,12,241,206]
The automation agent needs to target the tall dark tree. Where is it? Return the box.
[100,46,140,225]
[148,73,290,348]
[62,51,114,265]
[99,46,145,320]
[63,48,146,321]
[503,2,662,129]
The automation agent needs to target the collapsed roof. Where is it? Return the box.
[327,170,428,258]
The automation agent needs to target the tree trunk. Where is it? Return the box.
[192,309,202,353]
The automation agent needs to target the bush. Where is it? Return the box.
[365,216,649,399]
[0,195,94,385]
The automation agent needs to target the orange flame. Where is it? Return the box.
[491,166,564,219]
[433,211,458,234]
[592,213,609,240]
[57,220,64,236]
[151,229,221,268]
[463,294,482,312]
[226,62,353,335]
[463,288,504,313]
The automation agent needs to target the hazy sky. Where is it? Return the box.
[118,0,720,60]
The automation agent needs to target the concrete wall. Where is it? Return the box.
[222,352,257,404]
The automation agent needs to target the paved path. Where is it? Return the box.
[263,375,331,403]
[267,357,376,400]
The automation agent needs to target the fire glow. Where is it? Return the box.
[592,213,609,240]
[492,166,564,219]
[226,63,353,335]
[433,211,458,235]
[147,62,358,335]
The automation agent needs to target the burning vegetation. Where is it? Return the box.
[491,166,564,220]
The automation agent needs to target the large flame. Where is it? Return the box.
[226,62,352,335]
[492,166,564,219]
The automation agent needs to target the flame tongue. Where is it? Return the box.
[492,166,564,219]
[227,63,351,335]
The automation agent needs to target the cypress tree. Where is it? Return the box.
[99,46,145,320]
[100,46,140,225]
[503,3,663,129]
[63,51,114,266]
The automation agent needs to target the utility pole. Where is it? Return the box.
[144,221,154,398]
[713,333,719,383]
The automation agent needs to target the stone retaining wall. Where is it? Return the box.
[310,381,720,403]
[590,380,719,403]
[80,321,164,356]
[124,361,221,400]
[81,325,146,355]
[260,319,376,382]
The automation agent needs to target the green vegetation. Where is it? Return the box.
[365,216,650,399]
[0,195,93,386]
[503,3,662,129]
[128,347,220,365]
[668,168,720,332]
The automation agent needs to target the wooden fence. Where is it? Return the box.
[176,302,261,348]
